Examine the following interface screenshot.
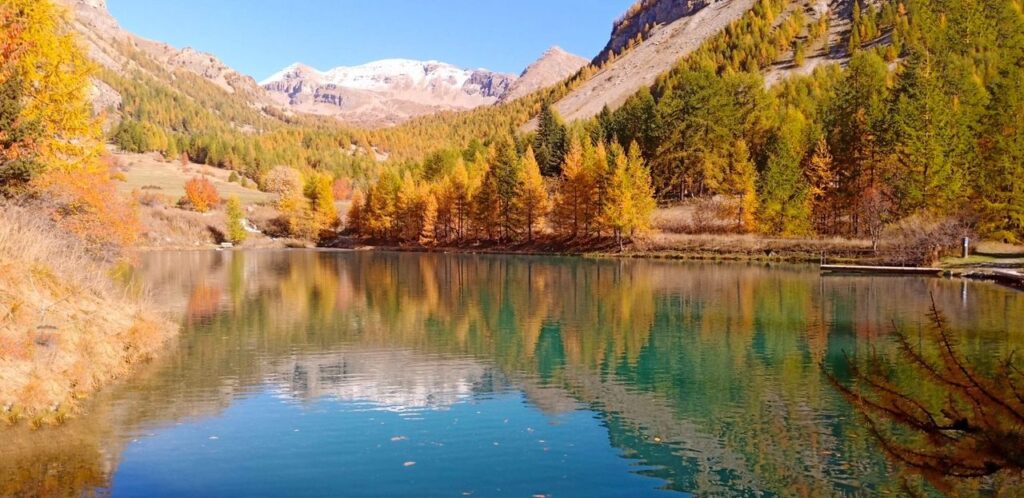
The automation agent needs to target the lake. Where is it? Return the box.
[3,250,1023,497]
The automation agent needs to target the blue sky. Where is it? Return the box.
[107,0,635,80]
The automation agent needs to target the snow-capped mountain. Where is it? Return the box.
[261,59,516,127]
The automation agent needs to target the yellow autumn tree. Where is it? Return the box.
[625,141,656,238]
[517,146,549,242]
[3,0,139,249]
[346,189,364,234]
[723,139,758,232]
[9,0,101,173]
[552,135,589,238]
[603,143,633,249]
[308,173,339,237]
[420,190,437,246]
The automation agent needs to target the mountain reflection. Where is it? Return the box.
[3,250,1023,497]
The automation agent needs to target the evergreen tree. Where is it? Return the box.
[828,51,890,234]
[0,71,40,195]
[472,168,501,241]
[976,65,1024,241]
[610,87,660,160]
[758,109,813,235]
[888,54,964,215]
[533,104,567,176]
[491,138,524,240]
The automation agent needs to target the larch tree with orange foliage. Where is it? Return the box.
[1,0,140,250]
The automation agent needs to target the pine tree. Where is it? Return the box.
[758,109,813,235]
[518,147,549,242]
[533,104,567,176]
[491,138,523,240]
[889,55,964,216]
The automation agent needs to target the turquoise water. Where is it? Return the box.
[3,251,1022,497]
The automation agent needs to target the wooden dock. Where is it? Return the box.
[820,264,944,275]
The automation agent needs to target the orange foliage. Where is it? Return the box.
[34,168,139,250]
[184,176,220,212]
[332,177,353,201]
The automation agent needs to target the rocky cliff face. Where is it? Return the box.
[260,59,517,127]
[595,0,716,65]
[527,0,753,127]
[501,46,589,102]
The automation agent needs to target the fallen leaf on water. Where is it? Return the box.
[403,461,416,467]
[391,436,407,442]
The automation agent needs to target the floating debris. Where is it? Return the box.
[403,461,416,467]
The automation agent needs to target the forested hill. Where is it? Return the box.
[357,0,1024,245]
[44,0,1024,245]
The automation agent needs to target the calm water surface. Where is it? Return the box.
[4,251,1023,497]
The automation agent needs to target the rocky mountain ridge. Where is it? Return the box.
[260,59,517,127]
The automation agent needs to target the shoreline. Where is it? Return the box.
[132,238,1024,292]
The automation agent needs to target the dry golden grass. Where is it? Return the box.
[113,151,275,205]
[0,206,176,427]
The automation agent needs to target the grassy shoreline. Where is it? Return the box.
[0,208,178,428]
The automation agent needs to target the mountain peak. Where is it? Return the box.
[261,59,516,127]
[501,46,588,102]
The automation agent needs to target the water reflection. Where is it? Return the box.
[3,250,1023,497]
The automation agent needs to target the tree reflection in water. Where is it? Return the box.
[2,251,1022,497]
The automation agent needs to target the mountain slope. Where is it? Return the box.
[544,0,756,124]
[261,59,516,127]
[501,46,589,102]
[58,0,269,104]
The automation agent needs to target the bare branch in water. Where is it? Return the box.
[825,295,1024,493]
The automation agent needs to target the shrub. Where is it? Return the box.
[881,214,972,266]
[34,168,140,253]
[262,165,303,196]
[184,176,220,213]
[228,171,240,183]
[137,191,165,207]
